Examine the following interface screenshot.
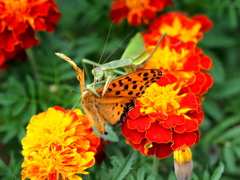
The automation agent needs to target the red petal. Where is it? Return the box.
[17,27,40,49]
[34,17,46,31]
[150,142,173,159]
[0,28,18,52]
[192,14,213,32]
[183,54,200,72]
[174,119,199,133]
[127,116,152,132]
[142,8,156,20]
[146,122,172,143]
[179,93,198,111]
[200,55,212,70]
[188,72,206,94]
[149,112,167,119]
[128,106,141,119]
[157,74,178,86]
[163,114,185,128]
[121,121,145,144]
[199,72,213,95]
[172,131,198,150]
[128,12,141,26]
[110,5,129,24]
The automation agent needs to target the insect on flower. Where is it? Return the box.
[56,53,162,135]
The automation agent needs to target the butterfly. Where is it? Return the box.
[56,53,162,135]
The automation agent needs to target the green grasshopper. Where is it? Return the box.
[82,32,167,96]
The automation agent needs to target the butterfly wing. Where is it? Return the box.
[95,69,162,126]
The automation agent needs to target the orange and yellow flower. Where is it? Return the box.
[0,0,61,70]
[121,75,203,159]
[110,0,173,26]
[142,12,213,96]
[21,107,100,180]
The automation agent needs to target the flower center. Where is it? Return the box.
[125,0,149,9]
[145,45,189,73]
[138,83,180,114]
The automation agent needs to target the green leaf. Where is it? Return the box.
[26,75,36,97]
[219,126,240,141]
[223,145,236,172]
[113,151,136,180]
[202,100,223,121]
[191,173,199,180]
[100,162,108,180]
[146,173,158,180]
[211,162,224,180]
[203,114,240,142]
[203,166,210,180]
[137,166,145,180]
[12,102,27,116]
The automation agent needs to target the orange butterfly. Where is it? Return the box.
[56,53,162,135]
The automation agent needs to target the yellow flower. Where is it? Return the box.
[21,107,100,180]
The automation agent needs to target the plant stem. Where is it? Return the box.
[152,156,159,173]
[26,48,40,83]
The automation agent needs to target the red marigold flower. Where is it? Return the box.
[110,0,173,26]
[0,0,61,70]
[143,11,213,45]
[143,40,213,95]
[21,107,100,180]
[121,76,203,159]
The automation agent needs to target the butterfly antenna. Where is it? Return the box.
[102,31,134,64]
[98,21,114,64]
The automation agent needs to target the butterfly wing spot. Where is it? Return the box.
[116,103,118,106]
[117,111,120,115]
[143,77,148,81]
[119,80,123,86]
[124,85,129,90]
[132,81,137,84]
[140,86,144,91]
[138,73,142,76]
[133,85,137,89]
[112,83,117,87]
[128,91,133,95]
[136,92,140,96]
[116,91,121,95]
[143,72,149,76]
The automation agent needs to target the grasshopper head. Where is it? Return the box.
[92,67,104,81]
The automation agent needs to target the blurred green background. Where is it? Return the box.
[0,0,240,179]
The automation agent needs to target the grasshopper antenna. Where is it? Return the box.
[98,21,114,64]
[102,31,133,64]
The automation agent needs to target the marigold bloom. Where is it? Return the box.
[143,41,213,95]
[121,75,203,159]
[143,12,213,45]
[110,0,173,26]
[21,107,100,180]
[0,0,61,70]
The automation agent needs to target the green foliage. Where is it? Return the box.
[1,0,240,179]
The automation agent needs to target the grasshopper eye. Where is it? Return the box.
[92,67,104,81]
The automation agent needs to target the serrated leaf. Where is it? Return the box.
[137,166,145,180]
[203,114,240,142]
[202,100,223,121]
[219,126,240,140]
[223,145,236,172]
[203,166,210,180]
[100,162,108,180]
[113,151,136,180]
[211,162,224,180]
[26,76,36,97]
[0,94,19,105]
[212,78,240,99]
[11,102,26,116]
[146,173,158,180]
[110,156,122,169]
